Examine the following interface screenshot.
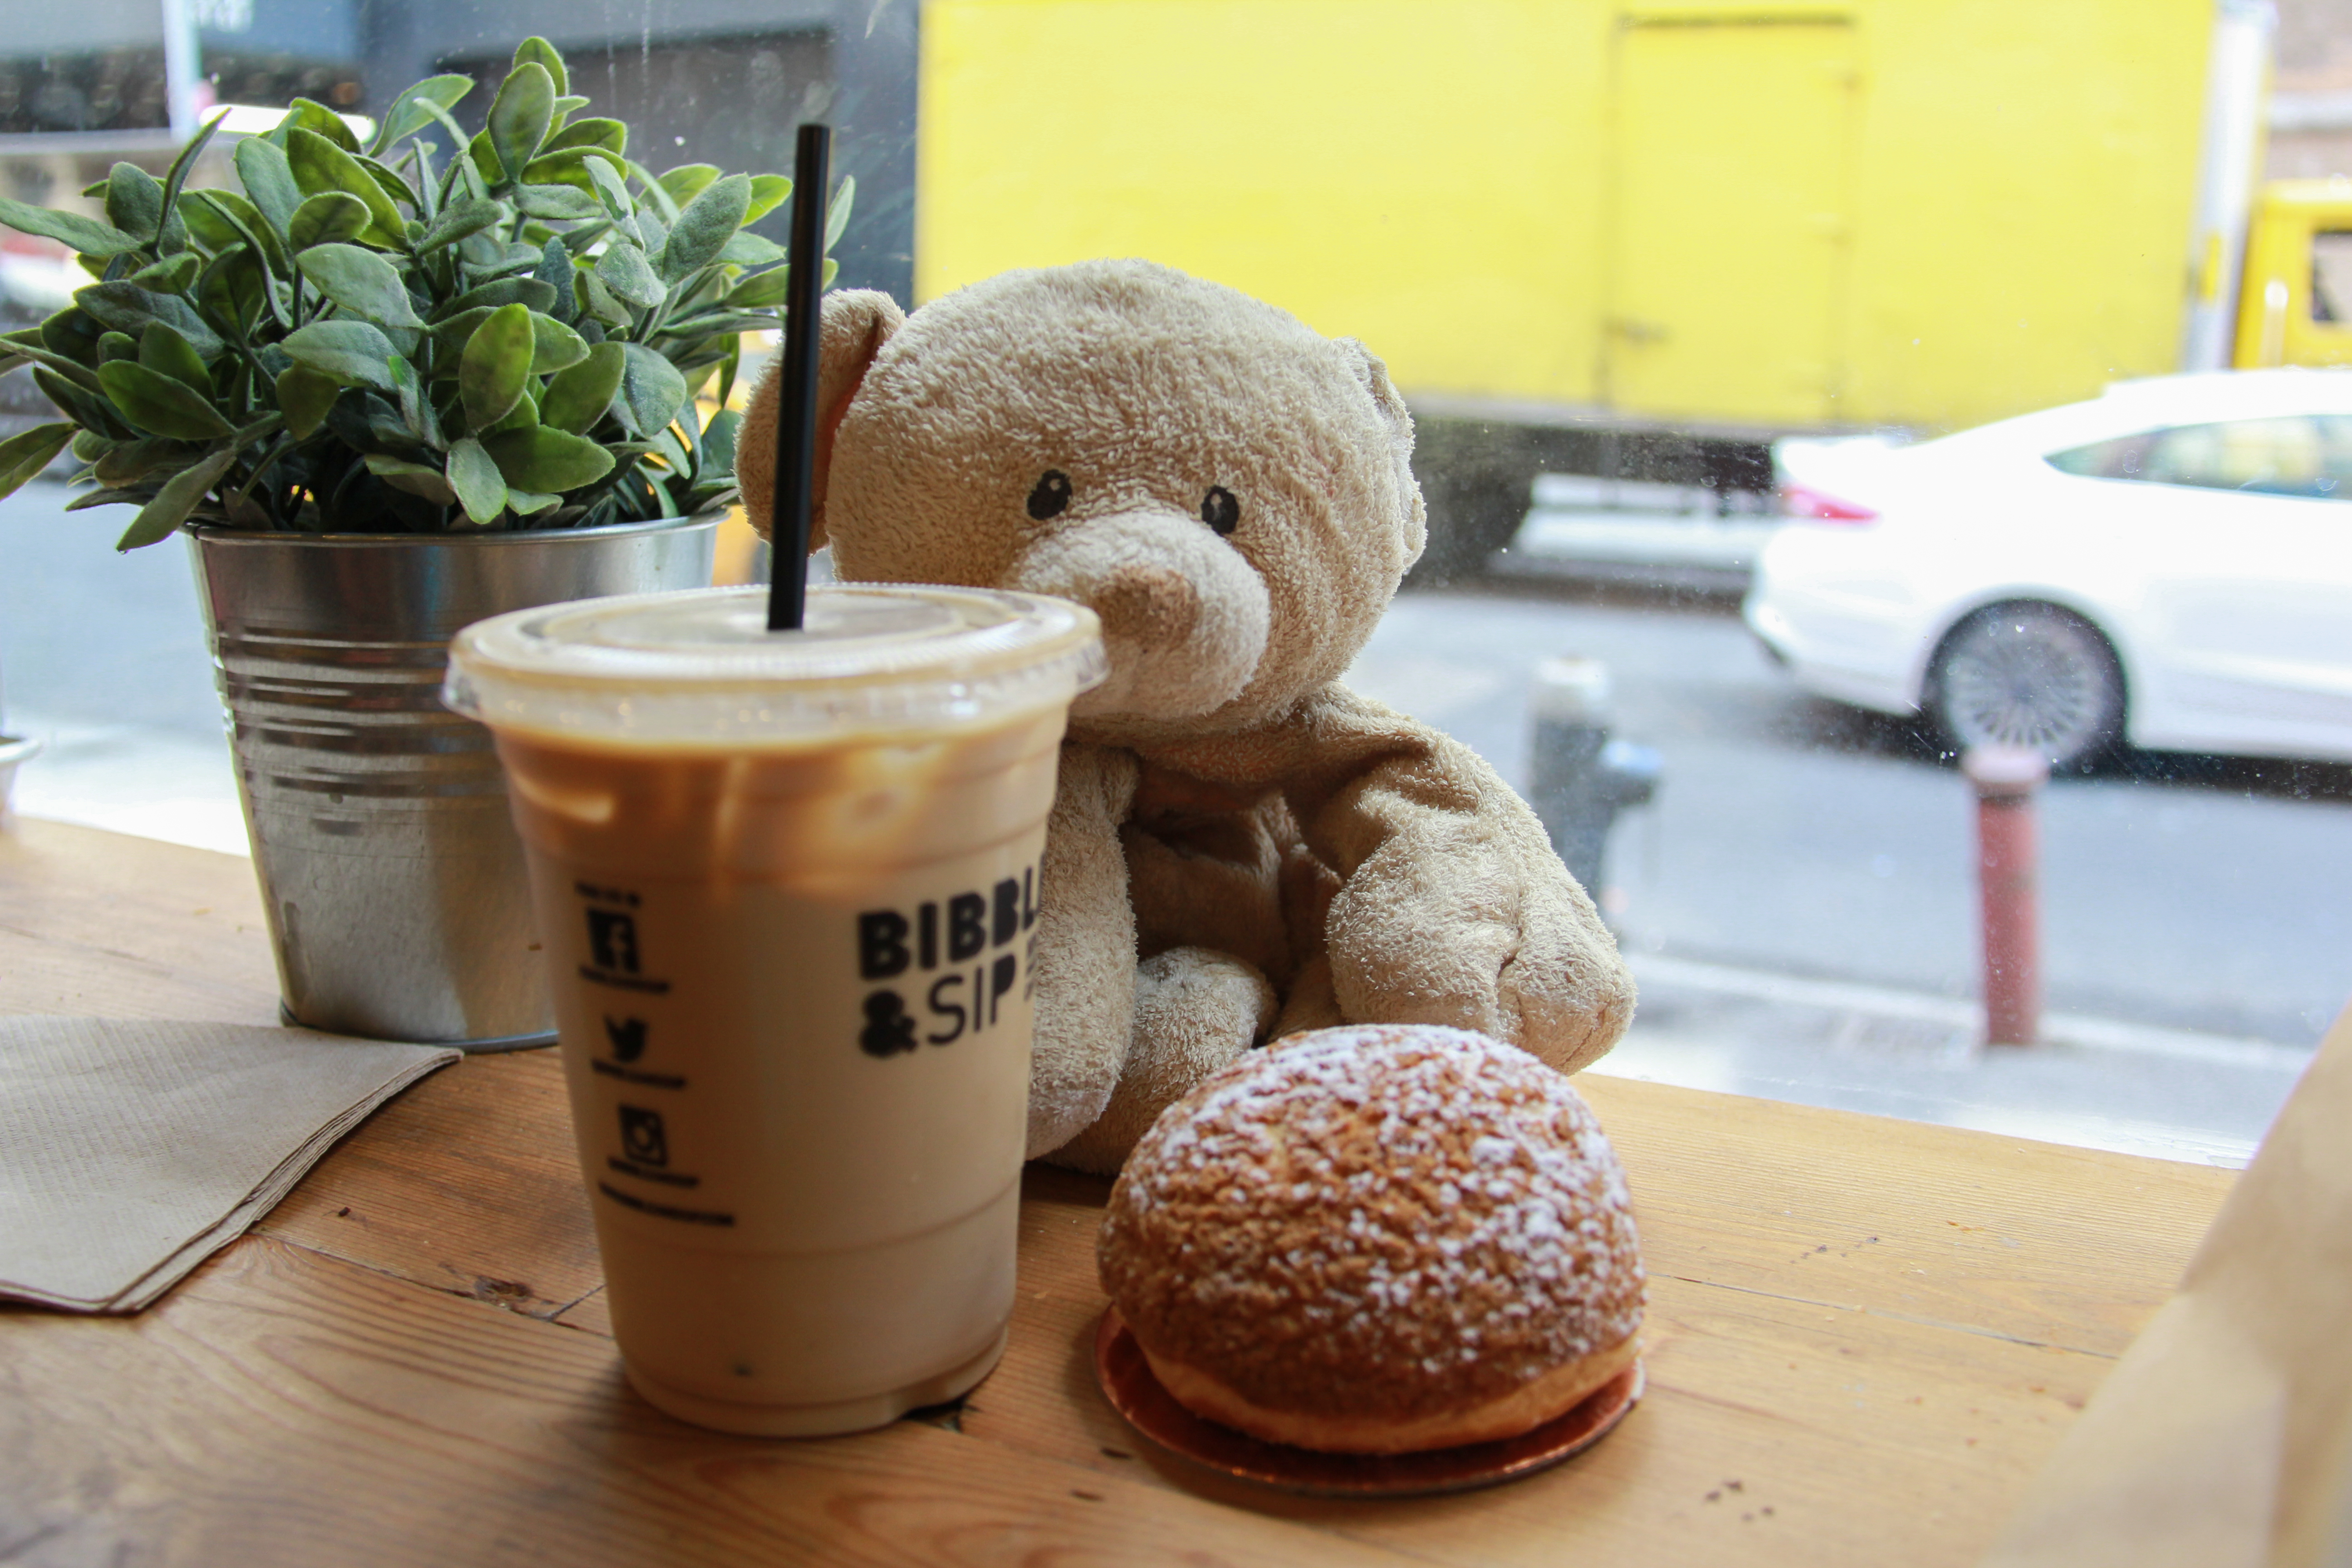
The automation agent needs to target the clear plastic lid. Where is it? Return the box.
[444,584,1106,745]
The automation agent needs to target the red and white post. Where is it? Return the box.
[1963,746,2048,1046]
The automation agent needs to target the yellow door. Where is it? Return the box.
[1605,15,1859,426]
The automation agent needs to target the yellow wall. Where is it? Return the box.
[918,0,2212,433]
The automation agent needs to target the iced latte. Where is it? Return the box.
[445,585,1104,1436]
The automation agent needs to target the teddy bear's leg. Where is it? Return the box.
[1269,952,1344,1039]
[1045,947,1275,1174]
[1024,744,1143,1159]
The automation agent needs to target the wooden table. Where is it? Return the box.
[0,816,2234,1565]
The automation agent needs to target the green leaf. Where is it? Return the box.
[181,195,242,254]
[70,428,116,462]
[125,254,200,294]
[513,183,602,221]
[486,63,556,183]
[485,381,540,436]
[34,367,132,439]
[551,95,590,118]
[595,241,662,309]
[0,422,74,501]
[0,196,141,257]
[529,311,588,372]
[662,174,750,283]
[284,98,360,152]
[414,195,511,252]
[716,230,785,266]
[724,266,792,310]
[233,140,303,236]
[93,435,200,486]
[445,436,507,524]
[67,486,155,514]
[658,165,721,207]
[657,309,780,341]
[285,128,405,248]
[461,301,534,431]
[98,360,234,440]
[585,157,635,221]
[714,332,741,410]
[104,162,164,242]
[701,407,740,478]
[289,191,372,251]
[354,156,420,215]
[574,268,631,328]
[825,176,857,251]
[115,447,236,549]
[195,245,271,335]
[191,191,291,278]
[364,452,458,504]
[545,118,625,157]
[157,110,228,249]
[275,364,343,436]
[432,276,558,321]
[95,331,137,363]
[297,245,421,327]
[743,174,793,225]
[75,283,223,359]
[369,74,475,156]
[281,320,398,389]
[138,322,210,392]
[616,342,688,436]
[484,425,612,492]
[539,341,624,433]
[511,37,569,98]
[506,488,561,516]
[386,350,436,442]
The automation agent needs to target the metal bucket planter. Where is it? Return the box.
[189,514,720,1049]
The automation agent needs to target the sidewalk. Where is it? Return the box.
[1603,951,2310,1168]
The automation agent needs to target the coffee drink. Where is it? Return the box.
[446,585,1103,1435]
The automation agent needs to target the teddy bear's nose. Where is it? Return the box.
[1091,568,1200,646]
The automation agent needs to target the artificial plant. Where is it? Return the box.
[0,35,848,547]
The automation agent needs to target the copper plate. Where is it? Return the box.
[1092,1307,1643,1498]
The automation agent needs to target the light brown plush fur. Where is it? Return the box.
[743,260,1634,1171]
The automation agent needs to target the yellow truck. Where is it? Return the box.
[918,0,2294,442]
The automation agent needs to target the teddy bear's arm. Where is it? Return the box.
[1025,740,1144,1159]
[1279,691,1636,1075]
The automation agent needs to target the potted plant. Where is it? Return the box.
[0,38,849,1049]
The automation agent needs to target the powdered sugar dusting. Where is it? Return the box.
[1098,1024,1645,1423]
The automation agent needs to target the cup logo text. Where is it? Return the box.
[853,867,1038,1058]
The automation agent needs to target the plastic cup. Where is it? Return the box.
[444,584,1104,1436]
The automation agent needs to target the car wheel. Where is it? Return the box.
[1927,602,2124,771]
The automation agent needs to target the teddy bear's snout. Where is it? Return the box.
[1008,510,1271,722]
[1092,568,1200,647]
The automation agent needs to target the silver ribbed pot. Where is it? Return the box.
[189,514,720,1049]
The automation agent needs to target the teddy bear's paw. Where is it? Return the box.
[1043,948,1275,1175]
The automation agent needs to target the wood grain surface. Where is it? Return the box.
[0,817,2239,1566]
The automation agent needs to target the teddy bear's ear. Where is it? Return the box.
[738,289,907,550]
[1334,337,1428,570]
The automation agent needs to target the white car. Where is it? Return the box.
[1744,369,2352,768]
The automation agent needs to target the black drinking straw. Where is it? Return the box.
[766,123,831,632]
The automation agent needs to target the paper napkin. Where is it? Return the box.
[0,1016,459,1312]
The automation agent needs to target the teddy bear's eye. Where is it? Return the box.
[1027,470,1072,521]
[1201,486,1240,536]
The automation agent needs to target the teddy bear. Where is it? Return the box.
[740,259,1635,1173]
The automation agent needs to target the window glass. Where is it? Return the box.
[2,0,2346,1175]
[2048,416,2352,498]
